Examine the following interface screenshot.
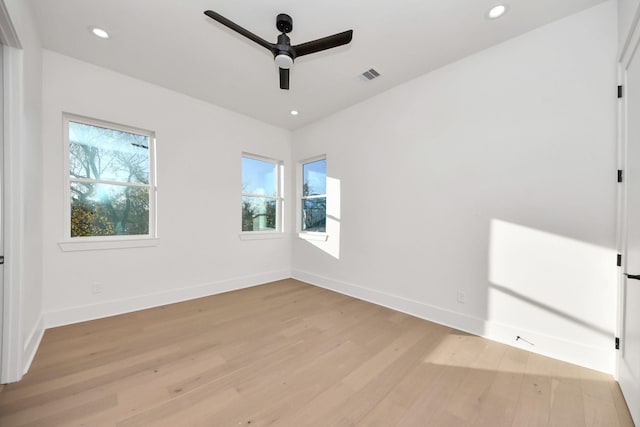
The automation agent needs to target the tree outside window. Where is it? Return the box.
[241,155,282,232]
[66,117,155,238]
[301,159,326,232]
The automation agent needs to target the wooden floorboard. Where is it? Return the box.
[0,279,634,426]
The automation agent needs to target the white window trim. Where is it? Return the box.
[239,232,288,241]
[297,232,329,242]
[297,154,328,239]
[240,152,284,238]
[61,113,158,249]
[59,238,159,252]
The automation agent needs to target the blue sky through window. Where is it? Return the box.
[242,157,276,196]
[303,159,326,196]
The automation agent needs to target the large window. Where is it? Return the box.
[65,115,156,239]
[241,154,283,232]
[301,158,326,232]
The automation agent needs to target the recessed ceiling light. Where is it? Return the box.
[89,26,110,39]
[487,5,507,19]
[290,110,299,116]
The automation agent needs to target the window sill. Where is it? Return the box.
[239,232,287,241]
[297,232,329,242]
[58,238,159,252]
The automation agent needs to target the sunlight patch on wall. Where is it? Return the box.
[488,219,616,345]
[304,176,341,259]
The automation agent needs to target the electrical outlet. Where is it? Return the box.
[456,290,465,304]
[92,283,102,295]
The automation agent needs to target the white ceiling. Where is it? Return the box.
[29,0,606,130]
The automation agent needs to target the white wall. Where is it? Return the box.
[618,0,639,57]
[41,51,292,326]
[2,0,44,381]
[292,1,618,373]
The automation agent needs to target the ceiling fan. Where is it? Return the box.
[204,10,353,90]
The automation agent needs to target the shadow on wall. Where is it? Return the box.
[487,219,616,342]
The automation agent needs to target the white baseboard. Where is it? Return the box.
[292,269,613,374]
[23,314,45,375]
[44,270,291,328]
[292,269,485,335]
[481,318,613,374]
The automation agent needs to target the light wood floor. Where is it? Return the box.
[0,279,634,426]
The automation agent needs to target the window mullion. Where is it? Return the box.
[242,193,278,199]
[70,178,151,188]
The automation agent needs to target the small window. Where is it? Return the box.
[65,115,156,240]
[241,154,283,232]
[301,158,326,232]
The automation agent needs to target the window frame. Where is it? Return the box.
[240,152,284,236]
[297,155,328,240]
[62,113,158,244]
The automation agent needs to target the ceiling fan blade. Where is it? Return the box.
[279,68,290,90]
[293,30,353,58]
[204,10,275,52]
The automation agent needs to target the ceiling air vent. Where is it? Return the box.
[361,68,380,81]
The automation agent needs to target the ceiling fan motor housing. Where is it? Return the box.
[204,9,353,90]
[274,33,295,68]
[276,14,293,33]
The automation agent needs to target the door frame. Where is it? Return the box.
[0,0,23,384]
[617,5,640,425]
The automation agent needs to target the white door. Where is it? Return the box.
[620,35,640,426]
